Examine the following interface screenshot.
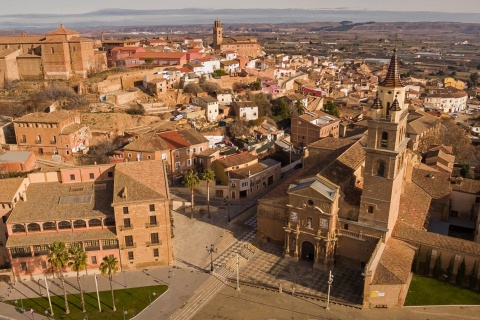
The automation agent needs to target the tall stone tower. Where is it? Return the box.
[213,20,223,49]
[358,50,409,241]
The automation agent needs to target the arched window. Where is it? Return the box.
[27,223,41,232]
[376,161,386,177]
[43,222,56,231]
[58,221,71,230]
[104,217,115,226]
[12,224,26,233]
[88,219,102,227]
[73,220,87,229]
[381,132,388,148]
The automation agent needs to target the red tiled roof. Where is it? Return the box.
[217,151,257,168]
[46,24,79,36]
[132,52,187,59]
[372,238,415,285]
[156,129,208,150]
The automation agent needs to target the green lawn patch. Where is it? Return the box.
[7,284,167,320]
[405,274,480,306]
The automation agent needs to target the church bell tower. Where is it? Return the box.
[358,50,409,241]
[213,20,223,49]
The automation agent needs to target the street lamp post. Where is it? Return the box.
[206,244,217,273]
[224,197,231,223]
[149,291,156,307]
[326,270,334,310]
[44,308,53,319]
[14,298,24,312]
[123,307,128,320]
[168,267,174,285]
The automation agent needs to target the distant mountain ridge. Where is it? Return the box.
[1,8,480,30]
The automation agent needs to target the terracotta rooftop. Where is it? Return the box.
[14,111,76,124]
[308,137,354,151]
[132,52,187,59]
[157,129,208,150]
[229,162,269,179]
[407,110,439,135]
[7,229,116,248]
[372,238,415,285]
[113,160,168,206]
[0,178,25,203]
[46,24,80,36]
[123,134,169,152]
[318,137,366,186]
[394,222,480,256]
[398,182,431,230]
[452,178,480,195]
[260,167,308,200]
[7,181,114,223]
[217,151,257,168]
[411,166,451,199]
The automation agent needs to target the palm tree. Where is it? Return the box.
[201,169,216,219]
[294,99,305,116]
[184,169,200,219]
[47,241,70,314]
[99,255,119,312]
[68,246,88,312]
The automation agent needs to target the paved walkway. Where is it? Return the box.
[167,212,259,320]
[239,243,364,305]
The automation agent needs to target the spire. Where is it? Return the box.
[380,49,405,88]
[390,96,401,111]
[371,92,382,109]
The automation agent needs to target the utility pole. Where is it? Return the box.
[326,270,333,310]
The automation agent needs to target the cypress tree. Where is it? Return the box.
[446,256,454,282]
[433,253,442,279]
[456,258,466,286]
[469,260,478,290]
[424,250,432,275]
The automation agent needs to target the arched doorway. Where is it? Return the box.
[301,241,315,263]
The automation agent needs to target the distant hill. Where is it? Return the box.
[1,8,480,30]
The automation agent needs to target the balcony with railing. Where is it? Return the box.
[146,240,162,247]
[120,224,133,231]
[120,242,136,250]
[35,139,42,144]
[339,229,378,242]
[101,242,119,250]
[145,222,158,228]
[85,245,101,251]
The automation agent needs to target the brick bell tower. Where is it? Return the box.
[358,49,409,241]
[213,19,223,49]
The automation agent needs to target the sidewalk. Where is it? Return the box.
[0,266,209,320]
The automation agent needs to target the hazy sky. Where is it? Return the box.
[2,0,480,15]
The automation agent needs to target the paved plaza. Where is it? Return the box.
[237,243,364,305]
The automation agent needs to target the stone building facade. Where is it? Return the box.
[4,161,172,281]
[13,111,90,161]
[0,24,106,86]
[212,20,263,57]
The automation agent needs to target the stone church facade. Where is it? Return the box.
[0,24,107,86]
[258,51,418,308]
